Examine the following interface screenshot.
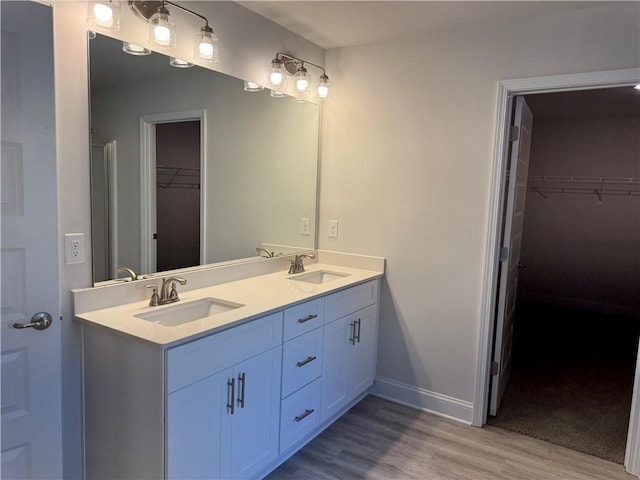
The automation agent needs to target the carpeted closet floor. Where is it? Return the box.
[488,301,640,464]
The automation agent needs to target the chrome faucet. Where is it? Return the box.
[117,267,138,281]
[256,247,276,258]
[288,254,315,274]
[158,277,187,305]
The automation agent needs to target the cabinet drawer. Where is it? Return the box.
[280,378,321,454]
[166,312,283,393]
[324,280,378,324]
[282,328,323,398]
[283,298,324,341]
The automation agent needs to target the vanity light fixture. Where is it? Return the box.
[634,84,640,90]
[87,1,121,31]
[128,1,218,62]
[270,90,286,98]
[123,41,151,56]
[269,53,330,99]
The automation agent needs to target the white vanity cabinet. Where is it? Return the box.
[321,281,379,422]
[83,312,282,480]
[81,276,382,480]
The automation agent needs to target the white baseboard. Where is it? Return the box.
[371,376,473,425]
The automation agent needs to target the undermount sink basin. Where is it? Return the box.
[134,298,244,326]
[288,270,350,285]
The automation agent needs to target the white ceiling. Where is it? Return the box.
[237,1,611,50]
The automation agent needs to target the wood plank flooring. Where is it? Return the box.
[266,395,635,480]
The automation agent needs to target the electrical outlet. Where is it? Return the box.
[65,233,85,265]
[328,220,339,238]
[300,217,310,235]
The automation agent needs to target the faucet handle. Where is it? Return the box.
[146,285,159,307]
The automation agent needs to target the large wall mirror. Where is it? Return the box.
[89,33,319,284]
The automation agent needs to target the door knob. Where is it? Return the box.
[517,262,528,270]
[13,312,52,331]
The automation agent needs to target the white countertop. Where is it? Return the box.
[75,262,383,347]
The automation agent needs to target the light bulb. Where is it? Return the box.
[87,1,120,30]
[154,25,171,45]
[149,6,176,48]
[635,84,640,90]
[270,71,284,86]
[195,26,218,62]
[317,73,329,99]
[269,57,285,87]
[294,66,310,94]
[93,3,113,26]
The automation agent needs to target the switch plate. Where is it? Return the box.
[300,217,310,235]
[64,233,85,264]
[328,220,339,238]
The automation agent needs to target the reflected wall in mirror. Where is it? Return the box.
[89,33,319,284]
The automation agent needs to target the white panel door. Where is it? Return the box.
[1,2,62,479]
[490,96,533,416]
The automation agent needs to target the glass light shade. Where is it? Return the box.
[270,90,286,98]
[294,66,311,94]
[122,42,151,56]
[87,1,120,30]
[269,58,285,87]
[635,84,640,90]
[195,26,218,62]
[244,81,264,92]
[169,57,194,68]
[149,8,176,48]
[317,74,329,99]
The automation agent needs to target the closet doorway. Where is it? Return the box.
[140,110,206,274]
[488,86,640,464]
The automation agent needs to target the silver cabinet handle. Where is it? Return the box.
[349,321,356,345]
[355,318,361,343]
[294,408,315,423]
[237,372,246,409]
[227,378,235,414]
[13,312,52,331]
[296,356,317,368]
[297,314,318,324]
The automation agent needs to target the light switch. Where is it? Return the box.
[328,220,338,238]
[301,217,310,235]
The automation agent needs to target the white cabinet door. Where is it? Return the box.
[348,305,377,398]
[321,305,378,422]
[167,368,232,479]
[321,314,351,422]
[230,347,282,479]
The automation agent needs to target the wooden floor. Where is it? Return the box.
[266,395,635,480]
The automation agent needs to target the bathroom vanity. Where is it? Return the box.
[75,253,383,479]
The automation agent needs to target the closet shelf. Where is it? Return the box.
[156,165,200,190]
[527,176,640,202]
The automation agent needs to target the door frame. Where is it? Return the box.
[140,110,207,273]
[472,67,640,472]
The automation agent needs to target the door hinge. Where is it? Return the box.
[510,125,520,142]
[499,247,509,262]
[491,361,499,376]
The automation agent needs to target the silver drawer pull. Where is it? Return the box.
[294,408,315,423]
[296,355,317,368]
[297,314,318,324]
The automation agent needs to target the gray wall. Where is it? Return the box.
[318,3,640,414]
